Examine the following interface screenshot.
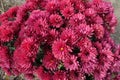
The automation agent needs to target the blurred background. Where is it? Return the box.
[107,0,120,44]
[0,0,120,80]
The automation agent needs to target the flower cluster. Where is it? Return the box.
[0,0,119,80]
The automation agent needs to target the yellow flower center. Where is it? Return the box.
[60,47,64,51]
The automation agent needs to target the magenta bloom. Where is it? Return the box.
[93,69,107,80]
[97,49,114,72]
[93,0,113,14]
[52,39,72,60]
[93,49,114,80]
[0,46,10,75]
[76,24,93,37]
[59,0,71,10]
[85,8,96,17]
[61,7,74,18]
[79,47,97,73]
[20,37,39,59]
[0,22,14,42]
[93,15,103,24]
[45,0,59,13]
[52,71,67,80]
[106,13,117,32]
[60,28,76,45]
[35,66,52,80]
[43,52,58,70]
[12,48,33,75]
[12,37,39,77]
[63,55,79,71]
[93,24,104,39]
[77,37,92,49]
[0,6,18,22]
[49,14,63,28]
[45,29,59,44]
[110,45,120,72]
[74,1,85,12]
[69,13,85,27]
[69,71,85,80]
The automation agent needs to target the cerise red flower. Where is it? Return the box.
[49,14,63,28]
[52,39,72,60]
[69,13,85,27]
[63,55,79,71]
[0,46,11,75]
[42,52,58,70]
[35,66,52,80]
[52,71,67,80]
[61,7,74,18]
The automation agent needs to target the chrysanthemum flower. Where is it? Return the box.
[49,14,63,28]
[69,70,85,80]
[93,0,113,14]
[97,49,114,71]
[93,69,107,80]
[52,39,72,60]
[111,56,120,73]
[81,61,97,74]
[85,8,96,17]
[0,23,14,42]
[74,1,85,12]
[24,10,49,37]
[52,71,67,80]
[93,24,104,39]
[60,28,76,45]
[59,0,71,10]
[20,37,39,59]
[0,6,18,22]
[76,24,93,37]
[45,0,59,13]
[28,10,49,21]
[106,13,117,32]
[44,29,59,44]
[35,66,52,80]
[69,13,85,27]
[63,55,79,71]
[111,45,120,72]
[79,47,97,73]
[93,41,102,50]
[92,15,103,24]
[61,7,74,18]
[106,13,117,27]
[33,18,48,35]
[0,46,11,75]
[12,38,39,76]
[16,4,30,22]
[12,48,33,75]
[43,52,58,70]
[77,37,92,49]
[92,48,113,79]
